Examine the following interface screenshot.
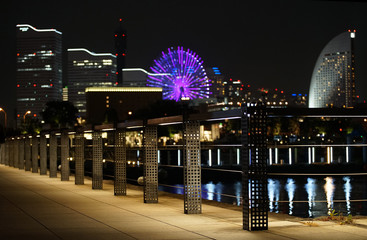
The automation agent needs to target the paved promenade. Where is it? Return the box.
[1,165,367,240]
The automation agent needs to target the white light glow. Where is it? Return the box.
[208,149,212,166]
[217,149,220,165]
[16,24,62,35]
[178,149,181,166]
[157,150,160,164]
[288,148,292,165]
[123,68,171,76]
[68,48,115,58]
[236,148,240,165]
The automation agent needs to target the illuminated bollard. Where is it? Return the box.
[31,136,39,173]
[183,120,201,214]
[49,133,57,178]
[75,132,85,185]
[92,131,103,189]
[114,129,127,195]
[40,134,47,175]
[143,125,158,203]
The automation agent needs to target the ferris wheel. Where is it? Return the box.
[147,46,211,101]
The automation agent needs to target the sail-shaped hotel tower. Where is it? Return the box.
[308,30,356,108]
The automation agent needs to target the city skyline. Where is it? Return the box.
[2,0,367,120]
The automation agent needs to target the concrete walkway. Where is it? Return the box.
[1,165,367,240]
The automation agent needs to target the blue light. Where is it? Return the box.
[212,67,219,70]
[292,94,296,97]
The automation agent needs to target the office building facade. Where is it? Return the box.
[309,31,356,108]
[67,48,117,117]
[16,24,63,123]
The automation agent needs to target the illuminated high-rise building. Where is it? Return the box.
[309,30,356,108]
[206,67,225,99]
[16,24,63,123]
[67,48,117,117]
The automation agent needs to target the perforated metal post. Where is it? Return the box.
[92,131,103,189]
[13,139,19,168]
[60,131,70,181]
[115,129,127,195]
[13,139,18,168]
[242,103,268,231]
[5,140,9,166]
[25,137,31,171]
[183,120,202,214]
[49,133,57,178]
[40,134,47,175]
[143,125,158,203]
[9,139,14,167]
[75,132,85,185]
[9,139,13,167]
[18,138,25,169]
[0,143,4,165]
[32,136,39,173]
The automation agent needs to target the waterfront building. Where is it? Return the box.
[121,68,152,87]
[85,87,162,124]
[289,93,307,107]
[206,67,225,100]
[258,88,288,108]
[224,79,252,105]
[16,24,62,124]
[67,48,117,117]
[309,30,356,108]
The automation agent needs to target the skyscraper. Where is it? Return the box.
[309,30,356,108]
[206,67,225,99]
[67,48,117,117]
[114,19,127,85]
[16,24,63,123]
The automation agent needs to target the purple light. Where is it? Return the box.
[147,46,211,101]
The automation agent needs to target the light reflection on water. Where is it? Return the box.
[324,177,335,214]
[268,179,280,213]
[305,178,317,217]
[343,176,352,214]
[285,178,296,215]
[158,175,364,217]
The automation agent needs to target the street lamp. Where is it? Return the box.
[23,110,31,123]
[0,108,7,129]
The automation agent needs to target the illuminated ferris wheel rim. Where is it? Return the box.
[147,46,211,101]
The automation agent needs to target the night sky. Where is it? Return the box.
[1,0,367,121]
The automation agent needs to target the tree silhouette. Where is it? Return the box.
[41,101,78,129]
